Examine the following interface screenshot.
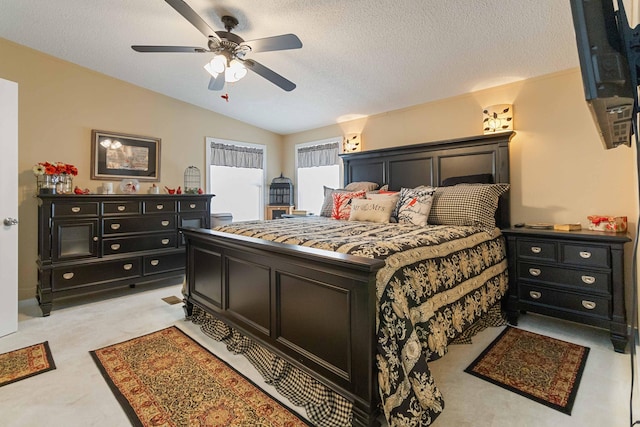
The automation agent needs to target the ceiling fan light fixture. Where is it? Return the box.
[226,59,247,82]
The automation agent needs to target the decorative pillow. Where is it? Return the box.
[320,186,350,217]
[344,181,379,192]
[348,198,396,223]
[394,187,436,226]
[428,183,510,228]
[332,190,366,220]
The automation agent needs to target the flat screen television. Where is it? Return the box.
[570,0,639,149]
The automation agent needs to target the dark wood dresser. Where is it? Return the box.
[502,228,630,353]
[36,194,213,316]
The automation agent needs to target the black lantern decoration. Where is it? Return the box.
[269,173,293,205]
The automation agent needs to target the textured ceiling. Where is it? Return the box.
[0,0,579,135]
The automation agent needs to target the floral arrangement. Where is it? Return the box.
[32,162,78,176]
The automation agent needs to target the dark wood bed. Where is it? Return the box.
[182,131,514,426]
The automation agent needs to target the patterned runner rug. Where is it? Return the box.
[90,326,312,426]
[464,326,589,414]
[0,341,56,387]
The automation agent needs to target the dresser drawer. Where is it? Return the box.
[143,252,186,275]
[520,284,610,319]
[103,201,141,215]
[516,239,556,261]
[52,202,99,217]
[562,244,609,268]
[518,262,610,294]
[144,200,176,213]
[51,258,141,290]
[103,216,176,234]
[103,233,177,255]
[179,199,207,212]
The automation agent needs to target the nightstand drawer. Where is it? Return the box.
[520,284,609,319]
[518,262,610,293]
[516,239,556,261]
[562,244,609,268]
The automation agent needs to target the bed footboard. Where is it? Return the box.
[183,228,385,426]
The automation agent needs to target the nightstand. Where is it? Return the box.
[502,228,631,353]
[265,205,294,220]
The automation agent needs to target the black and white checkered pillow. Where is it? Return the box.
[428,183,509,228]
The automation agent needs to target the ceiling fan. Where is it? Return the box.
[132,0,302,92]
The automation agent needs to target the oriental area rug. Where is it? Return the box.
[0,341,56,387]
[90,326,312,427]
[464,326,589,415]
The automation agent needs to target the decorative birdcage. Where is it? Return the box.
[184,166,201,194]
[269,173,293,205]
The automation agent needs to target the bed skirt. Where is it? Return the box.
[188,303,506,427]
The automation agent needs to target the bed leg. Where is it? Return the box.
[182,299,193,318]
[352,404,381,427]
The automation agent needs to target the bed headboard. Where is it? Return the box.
[339,132,514,228]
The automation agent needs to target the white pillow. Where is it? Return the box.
[395,187,436,226]
[348,197,397,223]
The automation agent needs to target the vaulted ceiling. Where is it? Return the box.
[0,0,579,134]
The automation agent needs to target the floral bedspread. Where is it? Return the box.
[214,218,508,426]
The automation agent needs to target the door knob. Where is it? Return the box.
[3,218,18,226]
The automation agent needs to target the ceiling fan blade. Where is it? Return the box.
[242,59,296,91]
[208,70,226,91]
[132,45,208,53]
[164,0,221,41]
[241,34,302,53]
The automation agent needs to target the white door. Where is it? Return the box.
[0,78,18,337]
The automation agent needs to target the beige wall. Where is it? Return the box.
[283,69,639,310]
[0,38,283,300]
[284,69,637,228]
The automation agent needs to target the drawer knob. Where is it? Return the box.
[111,243,121,251]
[71,207,81,213]
[528,268,541,277]
[117,205,126,211]
[150,260,159,266]
[581,275,596,285]
[111,223,120,230]
[62,272,74,280]
[161,239,170,245]
[156,204,164,210]
[530,246,542,254]
[123,263,133,271]
[93,236,98,242]
[582,300,596,310]
[529,291,542,299]
[161,220,170,226]
[579,251,592,259]
[189,203,196,209]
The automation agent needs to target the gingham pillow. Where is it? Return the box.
[427,183,509,228]
[395,187,436,226]
[332,190,366,220]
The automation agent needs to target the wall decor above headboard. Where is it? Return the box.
[340,131,514,228]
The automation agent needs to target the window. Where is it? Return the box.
[206,138,266,222]
[295,138,341,215]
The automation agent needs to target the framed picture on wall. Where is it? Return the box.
[91,130,161,181]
